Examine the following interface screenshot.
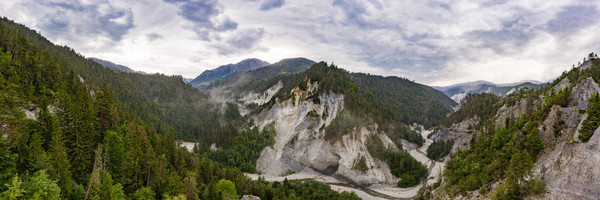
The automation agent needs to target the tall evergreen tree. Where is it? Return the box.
[105,131,125,183]
[56,75,97,183]
[24,170,61,200]
[0,133,17,191]
[96,85,117,138]
[47,111,74,198]
[580,93,600,142]
[183,171,198,200]
[124,123,157,193]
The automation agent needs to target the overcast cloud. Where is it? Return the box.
[1,0,599,86]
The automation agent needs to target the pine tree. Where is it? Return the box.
[184,171,198,200]
[164,171,185,197]
[579,93,600,142]
[1,174,23,200]
[132,187,156,200]
[124,123,157,193]
[0,132,16,191]
[24,170,61,200]
[105,131,125,183]
[46,109,74,197]
[99,172,126,200]
[96,85,117,138]
[56,75,97,184]
[28,128,52,174]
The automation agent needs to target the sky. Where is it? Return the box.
[1,0,600,86]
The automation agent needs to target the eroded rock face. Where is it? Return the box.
[240,80,283,106]
[554,78,570,94]
[494,97,539,128]
[569,77,600,109]
[538,106,584,147]
[253,82,398,186]
[534,126,600,200]
[430,117,477,160]
[532,76,600,199]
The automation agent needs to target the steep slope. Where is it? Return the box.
[189,58,269,88]
[91,57,144,74]
[0,17,361,200]
[0,17,235,142]
[351,73,457,128]
[203,62,455,193]
[435,80,545,102]
[423,57,600,200]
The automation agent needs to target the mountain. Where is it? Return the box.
[0,17,361,200]
[206,57,315,93]
[8,13,600,200]
[434,80,546,102]
[182,77,194,83]
[0,16,452,199]
[189,58,269,88]
[422,58,600,199]
[199,61,456,191]
[90,57,145,74]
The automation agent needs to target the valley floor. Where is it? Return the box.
[245,129,444,200]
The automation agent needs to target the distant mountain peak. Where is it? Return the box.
[91,57,145,74]
[189,58,270,88]
[434,80,545,102]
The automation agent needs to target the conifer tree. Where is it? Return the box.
[47,112,74,198]
[96,85,117,138]
[105,131,125,183]
[0,133,16,191]
[57,75,97,183]
[184,171,198,200]
[580,93,600,142]
[1,175,24,200]
[24,170,61,200]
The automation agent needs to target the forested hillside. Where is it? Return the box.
[0,17,360,199]
[0,17,240,142]
[350,73,456,128]
[419,58,600,199]
[198,61,454,190]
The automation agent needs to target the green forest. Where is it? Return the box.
[0,17,361,199]
[438,59,600,199]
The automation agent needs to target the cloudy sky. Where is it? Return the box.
[2,0,599,86]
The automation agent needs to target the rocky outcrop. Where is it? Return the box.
[430,117,477,160]
[569,77,600,109]
[494,97,539,128]
[532,75,600,199]
[241,195,261,200]
[253,82,399,186]
[538,106,584,147]
[533,126,600,200]
[553,78,570,94]
[240,80,283,106]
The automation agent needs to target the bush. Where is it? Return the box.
[397,174,417,188]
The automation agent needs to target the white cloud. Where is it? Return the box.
[1,0,598,86]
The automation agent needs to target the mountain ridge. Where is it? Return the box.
[434,80,546,102]
[189,58,269,88]
[90,57,146,74]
